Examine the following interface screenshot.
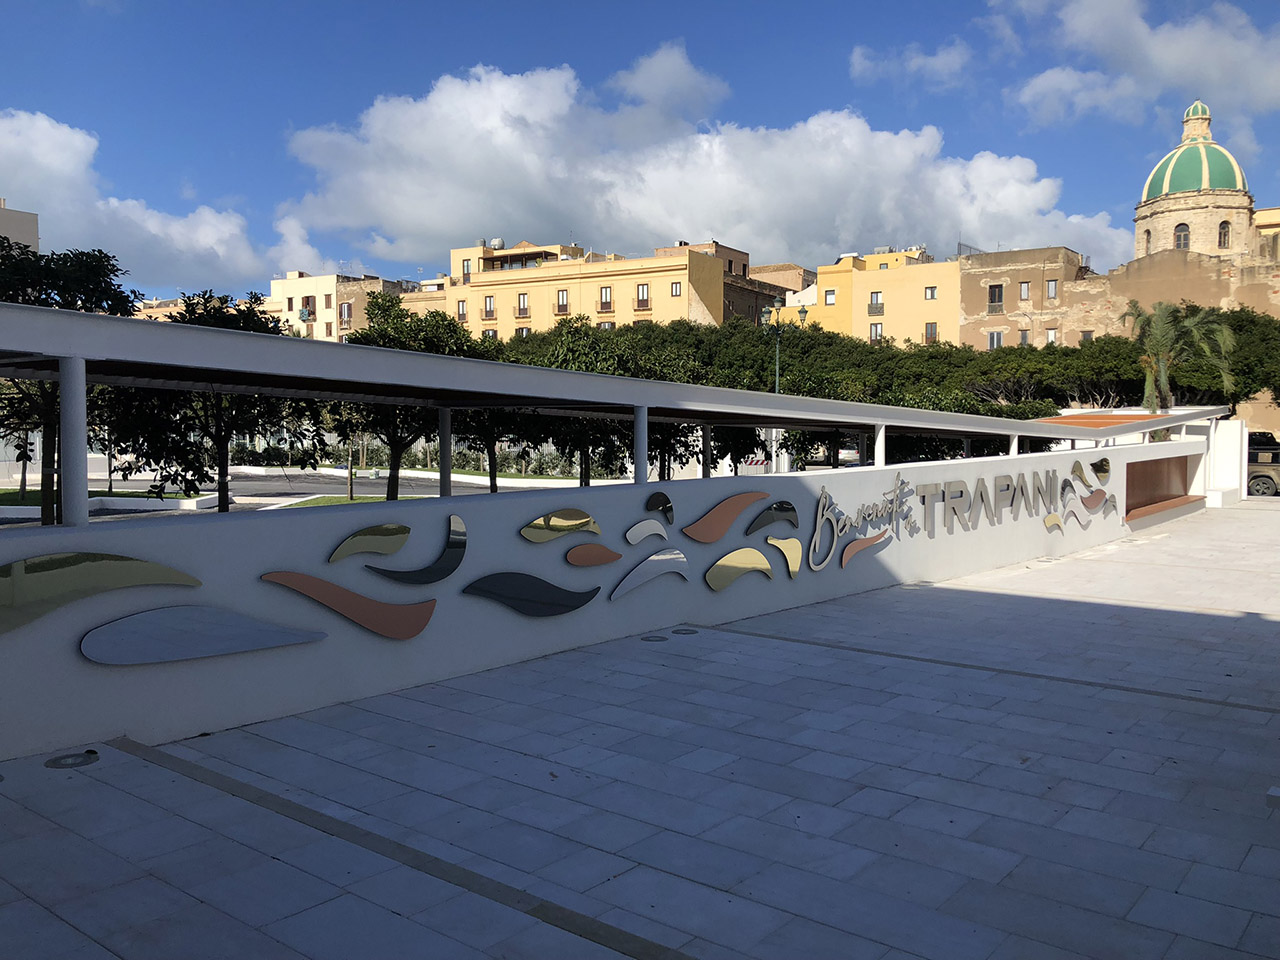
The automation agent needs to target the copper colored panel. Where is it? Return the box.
[566,544,622,567]
[745,501,799,537]
[646,491,674,524]
[261,571,436,640]
[1126,456,1190,512]
[704,547,773,591]
[520,509,601,543]
[840,530,888,568]
[765,537,802,578]
[329,524,410,563]
[0,553,200,636]
[682,492,769,544]
[367,515,465,585]
[1080,489,1107,511]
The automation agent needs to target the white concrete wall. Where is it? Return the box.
[0,439,1204,760]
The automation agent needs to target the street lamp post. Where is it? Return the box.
[761,297,806,472]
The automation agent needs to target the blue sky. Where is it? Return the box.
[3,0,1279,296]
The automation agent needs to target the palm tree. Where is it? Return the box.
[1121,300,1235,413]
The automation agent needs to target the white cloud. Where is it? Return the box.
[0,109,262,292]
[280,53,1134,272]
[849,38,972,90]
[1012,67,1146,126]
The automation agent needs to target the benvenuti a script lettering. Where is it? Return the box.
[808,469,1059,571]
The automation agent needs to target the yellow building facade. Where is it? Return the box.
[778,247,960,346]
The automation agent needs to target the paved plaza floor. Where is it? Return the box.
[2,501,1279,958]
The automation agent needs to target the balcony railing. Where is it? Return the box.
[924,335,938,345]
[482,309,496,320]
[554,302,569,315]
[988,302,1004,314]
[514,307,529,319]
[867,302,884,316]
[597,300,614,313]
[633,298,651,311]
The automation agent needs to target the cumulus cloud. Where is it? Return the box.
[849,38,972,89]
[1012,67,1146,126]
[0,109,262,291]
[280,53,1134,272]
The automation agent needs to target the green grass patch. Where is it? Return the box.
[0,488,202,506]
[286,495,427,508]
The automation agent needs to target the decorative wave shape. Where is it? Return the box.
[0,553,200,636]
[766,537,802,578]
[840,529,889,568]
[1071,461,1094,491]
[82,605,324,665]
[1063,507,1092,530]
[261,571,436,639]
[1044,513,1065,533]
[329,524,410,564]
[705,547,773,592]
[646,491,674,524]
[520,509,601,543]
[610,549,690,600]
[367,515,466,585]
[1061,479,1077,503]
[1080,489,1108,511]
[1102,494,1118,517]
[1091,458,1110,483]
[745,501,799,536]
[566,544,622,567]
[462,573,600,617]
[625,518,668,545]
[682,492,769,544]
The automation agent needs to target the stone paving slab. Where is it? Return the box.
[2,503,1280,958]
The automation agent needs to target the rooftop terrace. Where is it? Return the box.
[3,501,1277,959]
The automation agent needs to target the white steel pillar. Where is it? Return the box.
[59,356,89,526]
[438,407,452,497]
[1008,434,1020,457]
[873,424,886,466]
[633,406,648,483]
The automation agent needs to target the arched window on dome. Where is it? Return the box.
[1218,221,1231,249]
[1174,223,1190,250]
[1144,230,1151,256]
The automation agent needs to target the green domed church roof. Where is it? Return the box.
[1142,101,1248,202]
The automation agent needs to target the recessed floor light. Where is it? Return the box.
[44,749,100,769]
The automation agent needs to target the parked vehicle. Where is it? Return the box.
[1248,431,1280,495]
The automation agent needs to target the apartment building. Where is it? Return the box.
[266,272,416,341]
[0,199,39,251]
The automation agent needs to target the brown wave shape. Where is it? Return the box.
[261,571,436,640]
[1080,489,1107,511]
[566,544,623,567]
[682,492,769,543]
[840,530,888,568]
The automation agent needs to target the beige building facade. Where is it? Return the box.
[265,272,416,341]
[0,198,39,251]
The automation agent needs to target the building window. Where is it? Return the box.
[515,326,531,338]
[988,331,1003,350]
[483,295,495,320]
[671,281,681,297]
[924,322,938,344]
[1174,223,1190,250]
[1219,221,1231,249]
[1019,281,1030,300]
[300,296,316,321]
[869,322,883,343]
[1046,328,1058,344]
[727,259,733,274]
[516,292,529,318]
[988,284,1004,314]
[339,301,352,321]
[598,321,615,331]
[481,328,496,339]
[324,294,332,310]
[462,259,471,278]
[1019,329,1029,345]
[325,322,333,338]
[340,334,349,343]
[824,289,836,306]
[870,291,882,304]
[879,263,888,270]
[1046,279,1058,299]
[1144,230,1152,255]
[286,297,294,312]
[457,300,467,321]
[924,286,937,300]
[599,286,613,312]
[1081,330,1093,342]
[742,263,748,277]
[636,283,650,310]
[556,289,569,315]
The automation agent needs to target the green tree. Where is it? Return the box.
[0,237,139,523]
[1122,300,1235,412]
[110,291,324,512]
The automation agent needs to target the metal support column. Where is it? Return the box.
[1008,434,1020,457]
[873,424,886,467]
[59,356,89,526]
[633,406,648,483]
[701,426,713,478]
[438,407,452,497]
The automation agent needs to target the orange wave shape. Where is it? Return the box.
[261,571,436,640]
[841,530,888,568]
[682,492,769,543]
[1080,489,1107,510]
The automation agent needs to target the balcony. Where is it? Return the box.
[482,309,496,321]
[988,302,1004,314]
[867,302,884,316]
[633,298,651,311]
[514,307,529,319]
[924,335,938,345]
[554,302,569,315]
[597,300,614,314]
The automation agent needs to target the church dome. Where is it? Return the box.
[1141,100,1248,202]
